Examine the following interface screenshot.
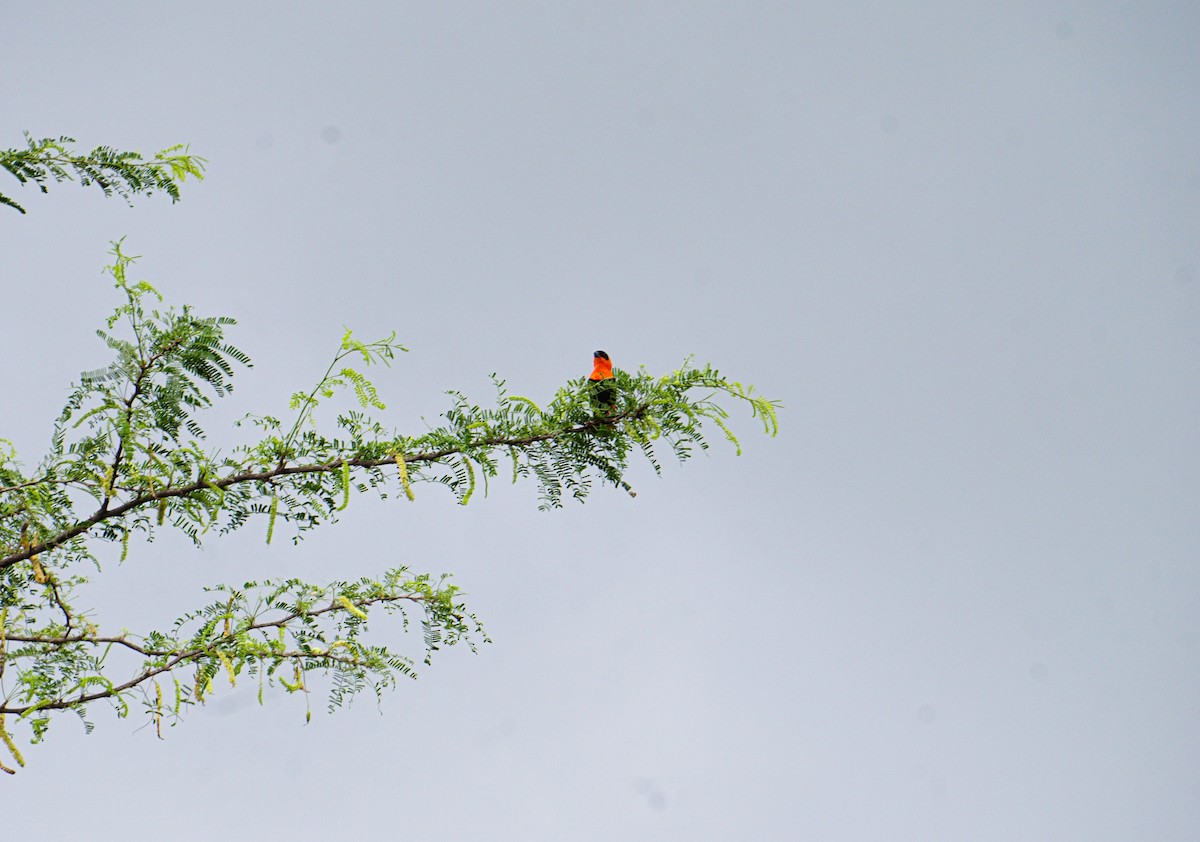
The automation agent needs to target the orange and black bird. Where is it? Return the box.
[588,349,617,412]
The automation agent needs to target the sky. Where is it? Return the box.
[2,3,1198,839]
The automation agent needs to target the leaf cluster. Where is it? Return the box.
[0,133,204,214]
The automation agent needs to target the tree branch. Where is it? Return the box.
[0,589,431,716]
[1,403,649,571]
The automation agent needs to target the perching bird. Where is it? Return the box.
[588,349,618,411]
[587,350,636,497]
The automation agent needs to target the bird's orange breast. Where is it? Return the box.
[590,358,613,380]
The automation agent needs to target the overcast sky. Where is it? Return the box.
[3,3,1198,839]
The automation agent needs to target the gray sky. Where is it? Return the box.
[3,3,1198,839]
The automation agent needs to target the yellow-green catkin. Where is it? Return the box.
[336,594,368,620]
[155,681,163,739]
[281,663,306,693]
[265,496,278,544]
[459,457,475,506]
[338,461,351,511]
[395,453,415,501]
[216,650,237,686]
[0,714,24,769]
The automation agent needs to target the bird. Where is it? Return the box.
[588,349,618,411]
[587,350,637,498]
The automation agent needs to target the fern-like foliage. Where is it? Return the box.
[0,133,204,213]
[0,244,778,773]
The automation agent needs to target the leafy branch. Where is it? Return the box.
[0,569,479,752]
[0,246,777,768]
[0,133,205,214]
[0,132,778,774]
